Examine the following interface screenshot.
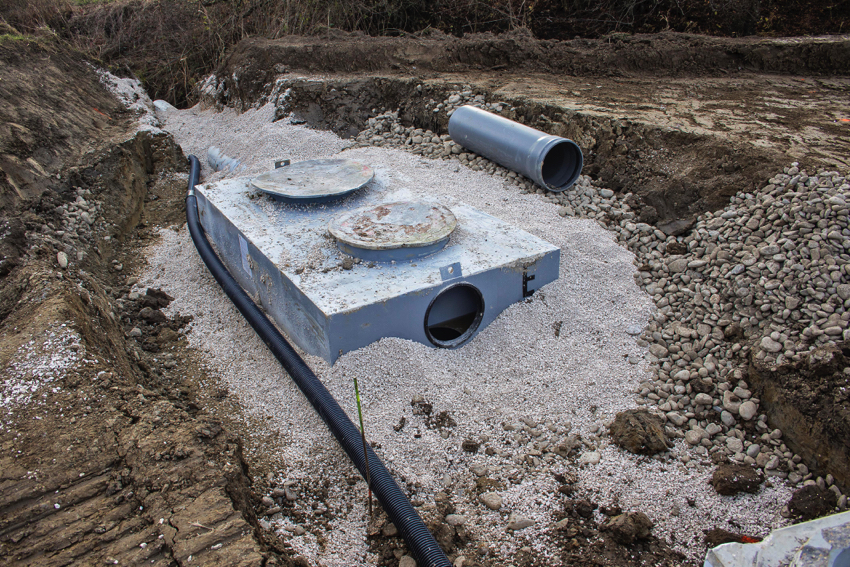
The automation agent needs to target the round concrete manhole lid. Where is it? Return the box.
[329,201,457,260]
[251,158,374,203]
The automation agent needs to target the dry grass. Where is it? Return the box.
[2,0,847,106]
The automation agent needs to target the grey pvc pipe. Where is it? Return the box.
[448,105,583,192]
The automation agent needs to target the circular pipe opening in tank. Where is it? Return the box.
[424,283,485,348]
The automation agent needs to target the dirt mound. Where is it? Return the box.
[710,464,763,496]
[212,32,850,232]
[553,498,689,566]
[786,484,839,521]
[0,39,293,566]
[0,37,128,212]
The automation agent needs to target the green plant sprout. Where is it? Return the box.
[353,376,372,517]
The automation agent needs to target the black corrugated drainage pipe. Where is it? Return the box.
[185,155,451,567]
[449,104,583,191]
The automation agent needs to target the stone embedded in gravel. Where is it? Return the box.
[649,344,669,358]
[579,451,601,465]
[601,512,653,545]
[711,464,763,496]
[726,437,744,453]
[705,423,722,437]
[667,258,689,273]
[738,401,758,420]
[480,492,502,510]
[722,391,742,414]
[673,369,690,381]
[609,409,669,455]
[760,336,783,353]
[507,513,534,531]
[57,251,69,269]
[685,428,707,445]
[667,412,688,426]
[445,514,466,526]
[399,556,417,567]
[694,393,713,406]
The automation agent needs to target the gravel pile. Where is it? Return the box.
[52,187,105,268]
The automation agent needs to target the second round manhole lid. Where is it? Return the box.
[329,201,457,261]
[251,158,374,203]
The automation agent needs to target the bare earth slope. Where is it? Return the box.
[0,38,292,567]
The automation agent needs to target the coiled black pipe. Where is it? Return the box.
[185,155,451,567]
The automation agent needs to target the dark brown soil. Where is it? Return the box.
[710,464,764,496]
[786,484,839,521]
[748,343,850,492]
[550,491,691,567]
[224,32,850,83]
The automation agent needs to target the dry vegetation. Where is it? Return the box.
[2,0,848,105]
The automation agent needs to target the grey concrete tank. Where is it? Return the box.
[193,158,560,363]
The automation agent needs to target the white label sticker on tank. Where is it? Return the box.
[239,235,252,275]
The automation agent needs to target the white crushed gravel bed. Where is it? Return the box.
[136,102,792,565]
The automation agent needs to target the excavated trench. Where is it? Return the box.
[205,74,781,235]
[196,47,850,496]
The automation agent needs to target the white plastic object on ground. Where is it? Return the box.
[207,146,244,173]
[704,511,850,567]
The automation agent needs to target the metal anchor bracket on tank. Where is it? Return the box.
[192,156,560,363]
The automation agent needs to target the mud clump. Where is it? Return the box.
[704,528,761,546]
[711,464,763,496]
[787,484,838,522]
[601,512,654,545]
[609,409,669,455]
